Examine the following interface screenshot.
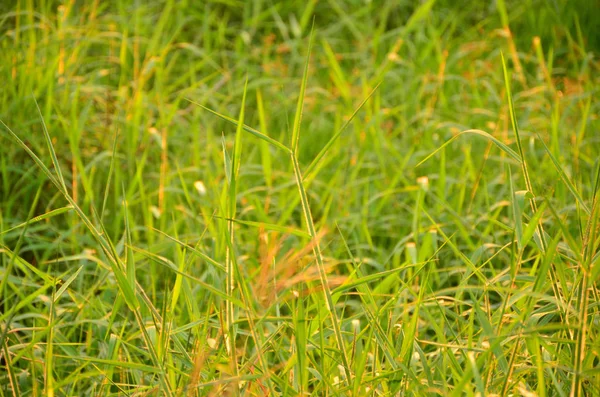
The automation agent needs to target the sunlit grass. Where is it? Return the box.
[1,0,599,395]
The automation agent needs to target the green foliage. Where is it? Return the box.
[1,0,599,395]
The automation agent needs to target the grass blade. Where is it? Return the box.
[0,205,73,236]
[416,129,521,168]
[290,23,314,154]
[216,217,310,239]
[538,133,590,215]
[54,265,84,303]
[186,99,291,154]
[291,154,351,383]
[304,82,381,177]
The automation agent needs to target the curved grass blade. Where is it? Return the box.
[538,133,590,215]
[34,96,68,193]
[151,227,226,272]
[0,205,74,236]
[416,129,521,168]
[186,98,291,154]
[305,82,382,177]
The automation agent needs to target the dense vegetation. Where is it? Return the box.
[1,0,599,395]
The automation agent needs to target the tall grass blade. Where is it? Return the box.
[291,155,351,384]
[290,23,314,154]
[501,53,546,251]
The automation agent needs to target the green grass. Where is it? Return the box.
[1,0,599,395]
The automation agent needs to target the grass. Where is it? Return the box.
[1,0,599,395]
